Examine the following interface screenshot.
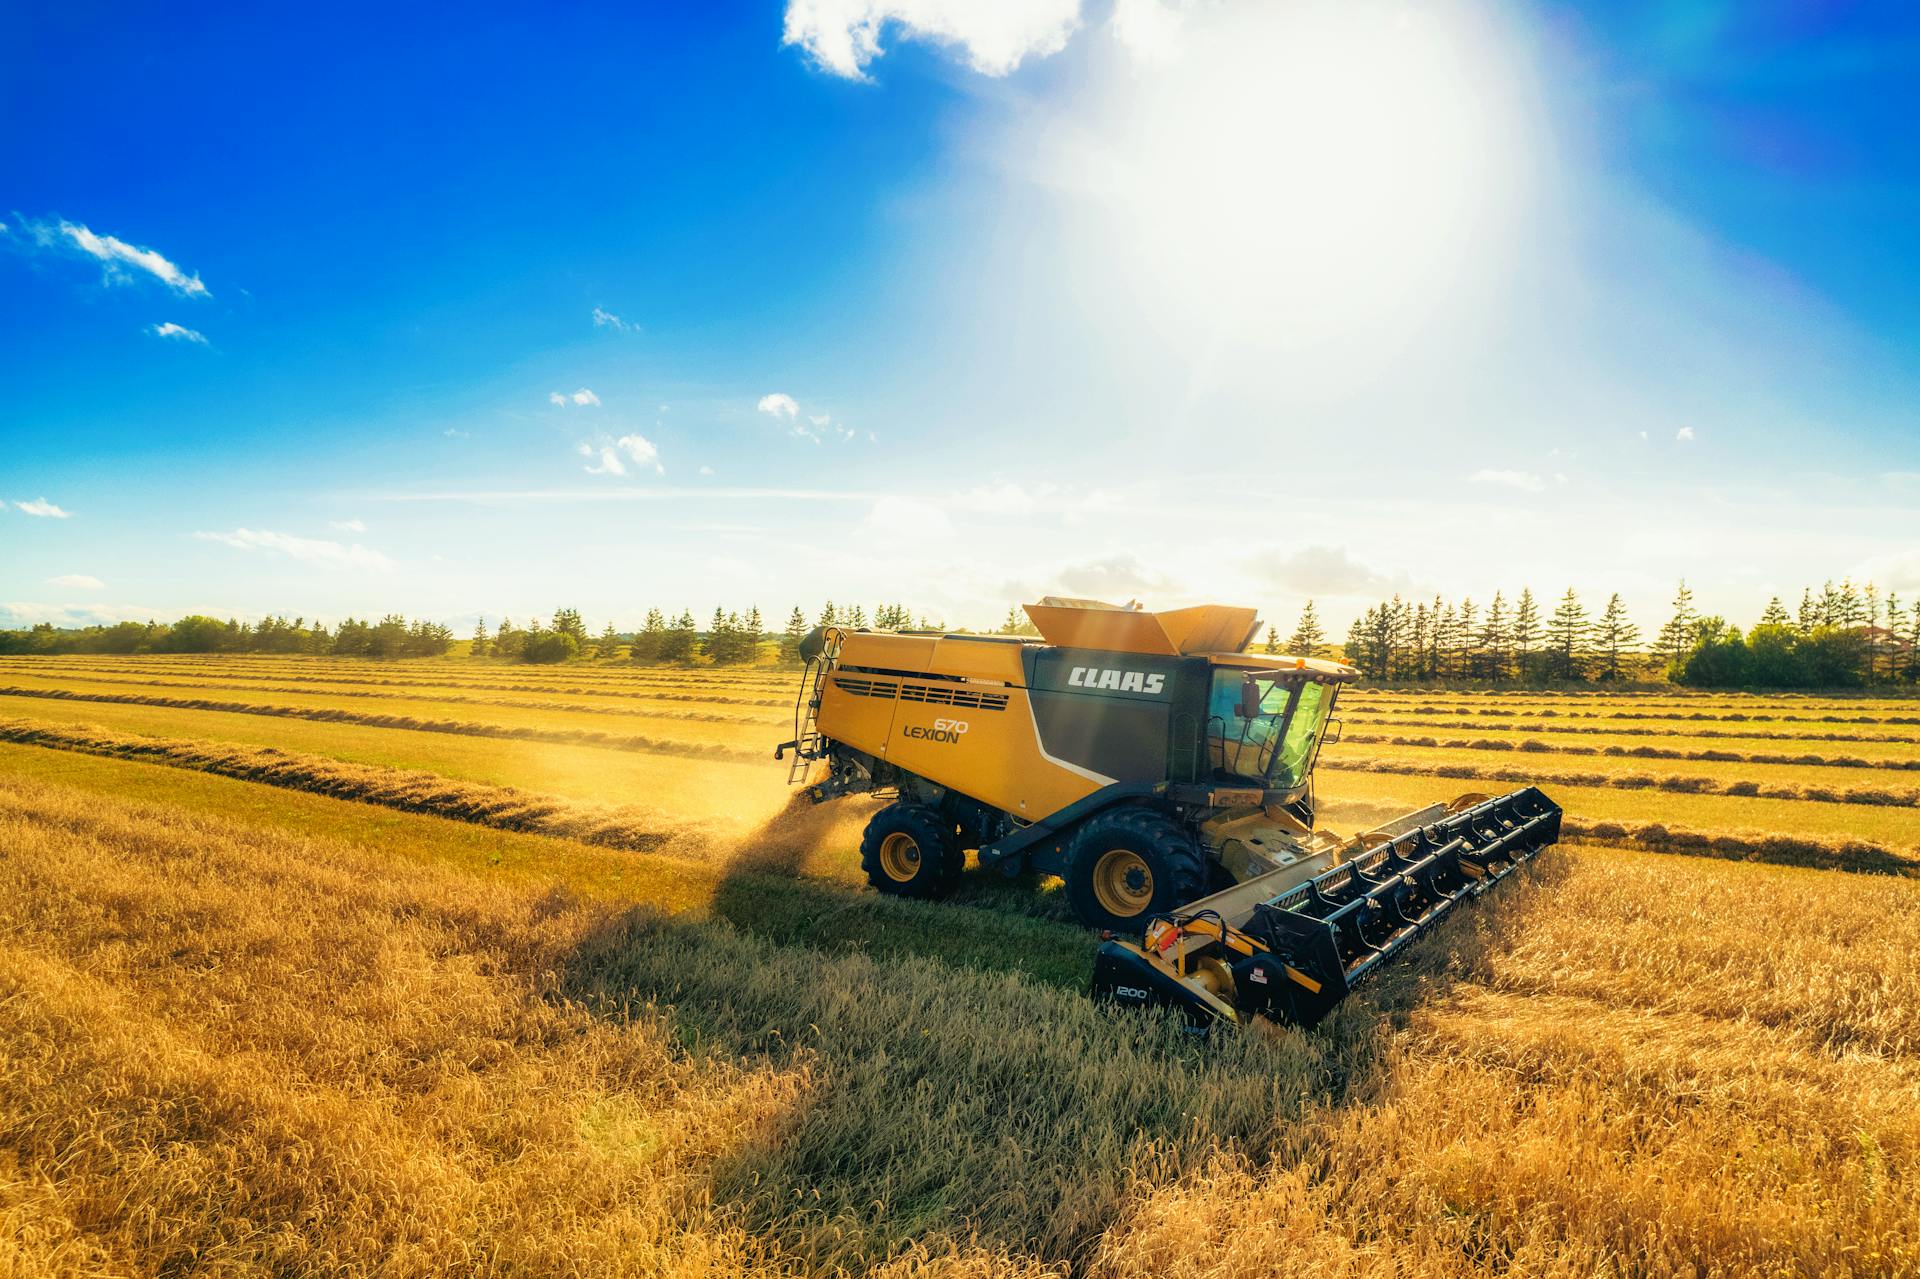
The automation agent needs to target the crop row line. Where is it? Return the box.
[1336,731,1920,771]
[0,674,779,724]
[0,687,770,765]
[1323,756,1919,809]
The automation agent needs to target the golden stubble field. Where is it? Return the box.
[2,653,1918,1277]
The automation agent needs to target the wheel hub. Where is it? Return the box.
[878,831,921,882]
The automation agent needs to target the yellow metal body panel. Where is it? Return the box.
[813,629,1102,821]
[811,619,1349,827]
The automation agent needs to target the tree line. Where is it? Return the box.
[472,601,935,665]
[1307,577,1919,687]
[8,581,1915,687]
[0,614,454,658]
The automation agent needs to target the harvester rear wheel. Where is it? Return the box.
[1065,808,1205,934]
[860,803,962,899]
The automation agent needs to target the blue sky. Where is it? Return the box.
[4,0,1917,635]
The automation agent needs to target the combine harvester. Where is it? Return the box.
[778,599,1560,1029]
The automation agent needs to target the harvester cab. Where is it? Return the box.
[776,597,1560,1029]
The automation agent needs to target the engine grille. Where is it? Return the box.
[833,675,1009,711]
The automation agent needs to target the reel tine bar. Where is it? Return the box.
[1245,787,1562,1025]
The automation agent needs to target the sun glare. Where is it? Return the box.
[1061,0,1539,372]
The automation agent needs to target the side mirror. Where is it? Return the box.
[1237,675,1261,720]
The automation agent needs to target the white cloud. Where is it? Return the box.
[47,574,105,590]
[1054,553,1173,600]
[592,306,634,332]
[1469,469,1547,492]
[783,0,1080,79]
[443,427,469,438]
[549,392,567,406]
[0,601,165,627]
[578,441,626,476]
[698,465,716,477]
[194,528,394,571]
[1110,0,1189,63]
[758,393,856,444]
[550,387,600,407]
[13,498,72,518]
[328,518,366,532]
[34,219,209,296]
[148,321,208,344]
[1854,547,1920,594]
[616,434,665,474]
[1676,426,1696,442]
[862,495,955,540]
[1247,545,1401,597]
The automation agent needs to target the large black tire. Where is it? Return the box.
[1065,807,1206,934]
[860,803,963,899]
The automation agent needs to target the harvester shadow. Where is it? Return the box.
[701,789,1093,990]
[546,800,1567,1266]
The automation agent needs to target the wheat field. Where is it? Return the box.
[1,654,1917,1277]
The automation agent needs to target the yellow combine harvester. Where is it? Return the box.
[777,598,1560,1028]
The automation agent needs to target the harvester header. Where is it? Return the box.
[776,598,1559,1030]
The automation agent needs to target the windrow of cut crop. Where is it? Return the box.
[0,686,772,762]
[1322,755,1920,810]
[0,657,797,699]
[0,672,782,724]
[1336,731,1920,771]
[1334,715,1916,746]
[0,717,720,856]
[0,662,791,706]
[1347,704,1920,726]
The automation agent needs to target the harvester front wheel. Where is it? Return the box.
[1065,809,1204,934]
[860,804,962,899]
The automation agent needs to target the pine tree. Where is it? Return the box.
[782,606,808,662]
[1542,588,1590,681]
[819,601,837,628]
[470,618,489,659]
[1593,592,1638,681]
[1476,592,1509,681]
[598,621,619,659]
[1511,589,1540,679]
[1759,597,1791,628]
[551,608,588,646]
[847,604,866,629]
[630,608,666,663]
[1264,625,1279,655]
[1889,587,1904,683]
[1797,588,1817,634]
[659,609,696,663]
[1864,584,1883,681]
[493,616,523,662]
[1655,581,1698,663]
[1906,604,1920,683]
[1287,599,1325,658]
[1453,598,1479,680]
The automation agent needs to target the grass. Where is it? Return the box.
[5,767,1918,1275]
[4,655,1919,1275]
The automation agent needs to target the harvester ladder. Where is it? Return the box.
[786,630,840,785]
